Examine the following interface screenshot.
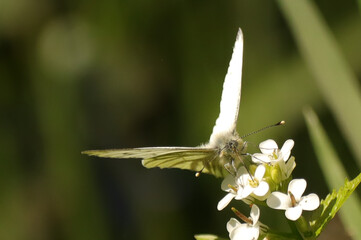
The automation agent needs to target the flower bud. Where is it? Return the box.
[271,164,282,185]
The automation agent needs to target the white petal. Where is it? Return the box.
[230,224,259,240]
[221,174,236,191]
[251,153,271,164]
[284,157,296,179]
[259,139,278,155]
[236,170,249,187]
[254,165,266,179]
[300,193,320,211]
[266,192,291,210]
[280,139,294,161]
[250,205,260,225]
[288,179,306,200]
[236,166,249,178]
[253,181,269,197]
[285,206,303,221]
[238,185,254,199]
[217,193,235,211]
[247,227,260,240]
[227,218,241,233]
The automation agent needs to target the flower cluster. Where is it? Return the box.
[218,139,320,240]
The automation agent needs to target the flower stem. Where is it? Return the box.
[294,216,316,240]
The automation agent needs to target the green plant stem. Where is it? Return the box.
[295,216,315,240]
[265,229,302,240]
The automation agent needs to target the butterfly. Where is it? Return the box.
[83,28,246,178]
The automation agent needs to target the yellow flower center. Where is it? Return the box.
[272,150,279,160]
[228,184,238,192]
[249,178,259,188]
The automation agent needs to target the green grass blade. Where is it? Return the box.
[304,108,348,189]
[277,0,361,166]
[304,108,361,239]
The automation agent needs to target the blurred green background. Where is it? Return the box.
[1,0,360,239]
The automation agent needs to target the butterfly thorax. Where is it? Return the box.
[202,132,247,177]
[220,139,246,158]
[220,138,246,162]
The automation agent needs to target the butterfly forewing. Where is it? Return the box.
[209,29,243,147]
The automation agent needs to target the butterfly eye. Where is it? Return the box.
[227,140,239,152]
[229,141,237,151]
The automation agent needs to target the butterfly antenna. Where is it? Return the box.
[196,152,220,177]
[195,167,205,177]
[241,120,285,139]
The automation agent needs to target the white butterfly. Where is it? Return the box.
[83,28,245,178]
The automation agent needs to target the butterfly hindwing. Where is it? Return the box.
[82,147,225,177]
[82,147,194,159]
[142,148,215,170]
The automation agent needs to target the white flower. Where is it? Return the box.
[252,139,296,180]
[227,205,260,240]
[252,139,294,164]
[218,165,269,211]
[266,179,320,221]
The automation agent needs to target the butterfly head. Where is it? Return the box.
[220,138,247,159]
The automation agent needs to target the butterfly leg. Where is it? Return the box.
[224,161,237,177]
[231,158,238,173]
[240,140,248,153]
[235,153,254,180]
[243,152,271,165]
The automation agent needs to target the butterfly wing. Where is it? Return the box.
[82,147,226,177]
[82,147,186,159]
[82,29,245,178]
[209,28,244,147]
